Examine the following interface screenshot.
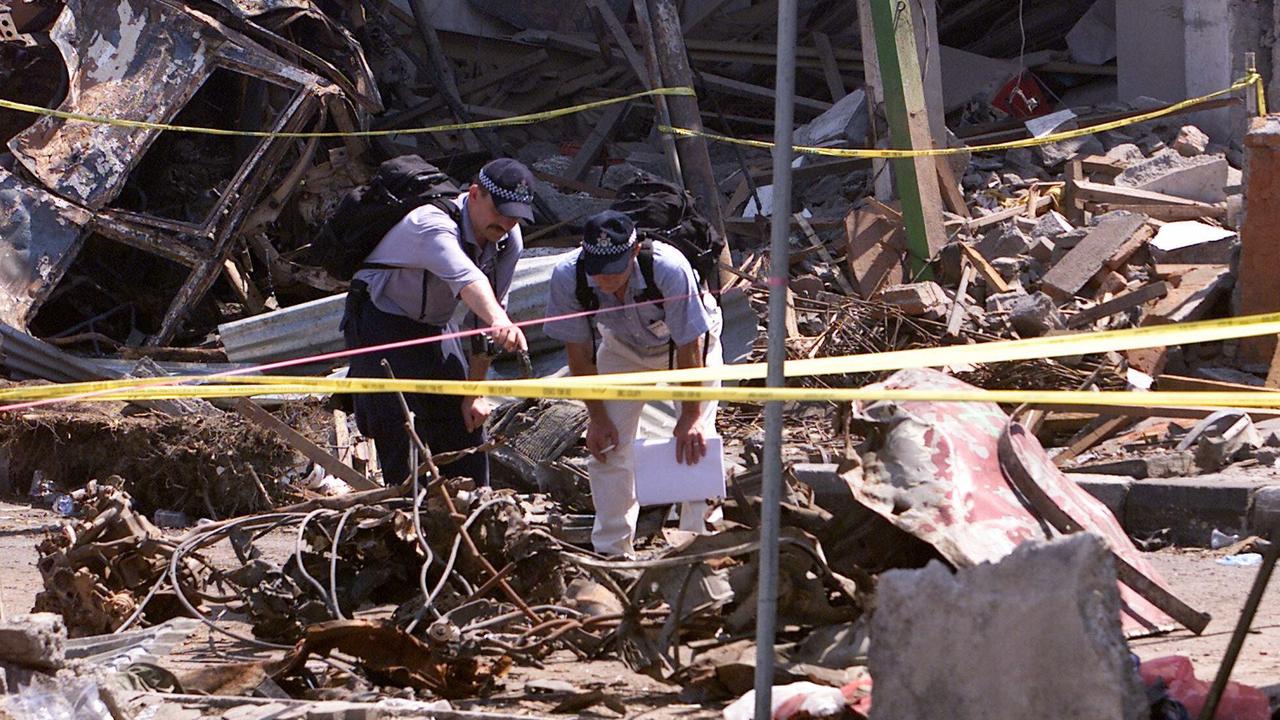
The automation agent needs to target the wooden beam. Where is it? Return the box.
[1067,281,1170,328]
[235,398,379,491]
[867,0,947,273]
[1073,178,1215,208]
[1053,416,1134,467]
[1084,203,1227,221]
[965,194,1054,231]
[696,71,834,113]
[811,31,847,102]
[959,242,1012,293]
[795,213,856,295]
[566,101,630,181]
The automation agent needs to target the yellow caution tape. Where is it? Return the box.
[0,87,694,139]
[5,308,1280,405]
[659,73,1266,159]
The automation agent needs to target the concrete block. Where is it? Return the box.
[1029,237,1055,263]
[875,282,948,319]
[1105,143,1145,165]
[1037,135,1106,168]
[1250,486,1280,536]
[1069,474,1134,522]
[869,534,1148,720]
[1067,451,1195,479]
[1032,210,1074,239]
[789,463,852,513]
[977,226,1032,260]
[1126,475,1262,546]
[1115,149,1229,204]
[0,613,66,670]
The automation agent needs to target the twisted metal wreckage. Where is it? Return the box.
[1,0,376,346]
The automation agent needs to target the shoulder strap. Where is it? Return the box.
[574,255,600,312]
[636,240,663,303]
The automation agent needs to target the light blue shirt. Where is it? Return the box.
[353,194,522,326]
[544,241,712,351]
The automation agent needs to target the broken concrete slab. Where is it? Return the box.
[1008,292,1065,338]
[1037,135,1106,168]
[869,534,1148,720]
[976,225,1031,260]
[1031,210,1074,239]
[1176,410,1262,473]
[794,89,869,148]
[1126,475,1266,546]
[1065,0,1117,65]
[1115,149,1230,204]
[1251,486,1280,536]
[1105,143,1145,165]
[1041,212,1149,302]
[0,613,66,670]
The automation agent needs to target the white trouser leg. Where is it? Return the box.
[587,307,724,555]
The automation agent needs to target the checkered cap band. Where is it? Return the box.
[583,229,638,256]
[478,169,532,204]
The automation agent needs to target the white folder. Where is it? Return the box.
[633,436,726,506]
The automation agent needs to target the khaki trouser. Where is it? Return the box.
[587,307,723,556]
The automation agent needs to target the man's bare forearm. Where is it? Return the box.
[565,341,608,419]
[459,280,508,326]
[675,336,704,418]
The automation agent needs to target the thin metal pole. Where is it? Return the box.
[753,0,798,716]
[1197,530,1278,720]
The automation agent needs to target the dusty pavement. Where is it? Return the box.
[0,498,1275,714]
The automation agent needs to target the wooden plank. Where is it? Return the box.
[1155,375,1280,394]
[959,242,1012,293]
[1101,223,1155,271]
[1063,160,1086,225]
[845,207,905,297]
[235,399,379,491]
[1074,178,1214,208]
[1028,403,1280,422]
[1041,213,1149,302]
[1084,203,1227,221]
[935,157,970,218]
[1145,265,1231,323]
[530,169,618,198]
[946,262,975,336]
[586,0,652,88]
[1066,281,1170,328]
[684,0,738,34]
[1053,415,1134,467]
[811,31,847,102]
[796,213,855,295]
[965,195,1053,230]
[1239,116,1280,365]
[565,101,629,181]
[866,0,947,273]
[696,72,833,113]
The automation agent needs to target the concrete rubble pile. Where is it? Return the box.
[1,0,1280,718]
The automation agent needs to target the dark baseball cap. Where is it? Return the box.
[477,158,535,222]
[581,211,638,276]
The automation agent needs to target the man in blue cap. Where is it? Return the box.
[343,158,535,486]
[544,210,723,556]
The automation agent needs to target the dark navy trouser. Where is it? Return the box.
[342,286,488,486]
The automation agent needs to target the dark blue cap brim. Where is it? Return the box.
[495,200,534,223]
[582,250,633,276]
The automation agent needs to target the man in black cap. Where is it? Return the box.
[342,158,535,486]
[543,210,723,556]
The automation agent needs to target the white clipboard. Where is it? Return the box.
[633,436,726,506]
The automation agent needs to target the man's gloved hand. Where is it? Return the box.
[586,415,620,462]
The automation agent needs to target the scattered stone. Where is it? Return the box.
[1176,410,1261,473]
[985,288,1029,313]
[977,225,1032,260]
[1007,292,1065,337]
[876,282,949,319]
[1028,237,1055,263]
[0,613,66,670]
[1104,143,1145,165]
[1172,125,1210,157]
[1031,210,1074,238]
[1115,149,1229,204]
[1066,451,1196,479]
[990,257,1026,285]
[869,534,1148,720]
[794,89,869,147]
[1250,486,1280,536]
[1135,133,1166,156]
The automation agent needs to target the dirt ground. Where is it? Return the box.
[0,498,1276,717]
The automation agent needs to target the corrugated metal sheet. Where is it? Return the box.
[850,367,1180,637]
[218,250,572,367]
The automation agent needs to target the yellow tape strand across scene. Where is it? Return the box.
[0,87,695,139]
[6,310,1280,406]
[660,73,1266,159]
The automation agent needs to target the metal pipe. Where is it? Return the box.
[1197,530,1278,720]
[754,0,799,716]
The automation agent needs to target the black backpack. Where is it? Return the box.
[573,177,723,365]
[573,177,723,314]
[313,155,463,281]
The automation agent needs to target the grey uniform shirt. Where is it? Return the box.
[353,194,522,326]
[544,241,713,351]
